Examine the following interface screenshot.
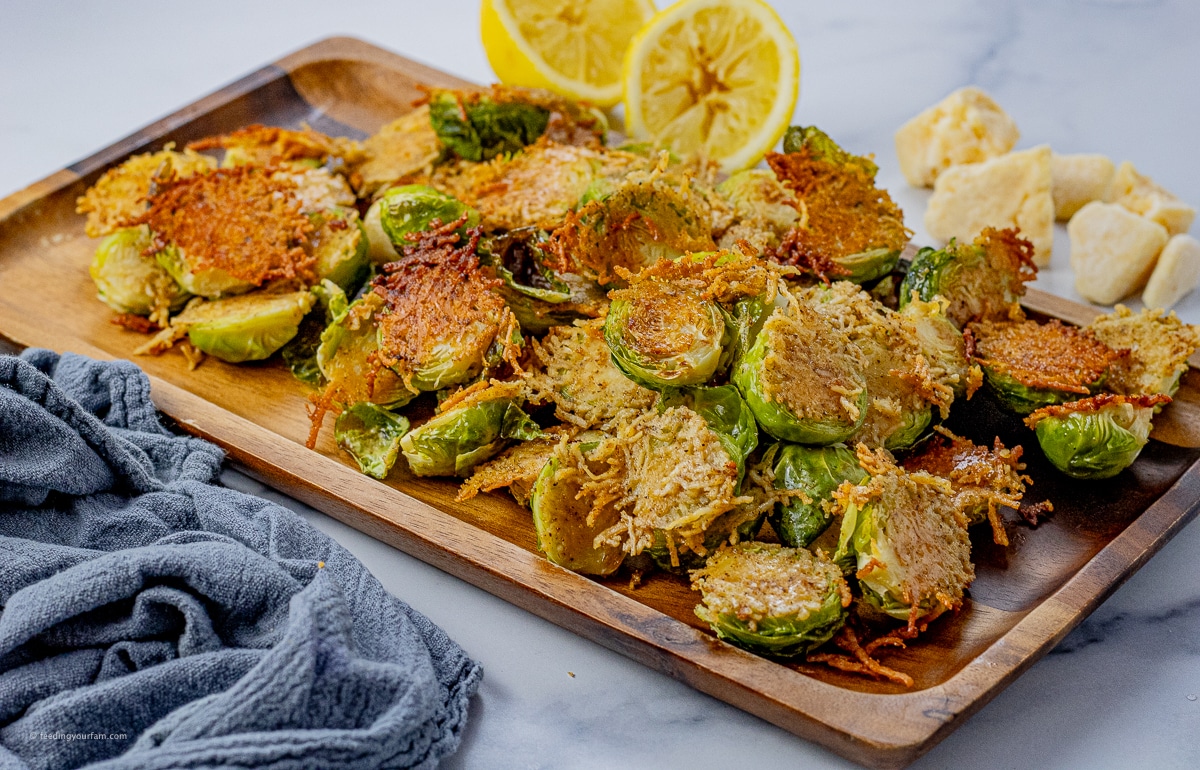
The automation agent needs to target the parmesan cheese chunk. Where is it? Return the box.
[1068,201,1168,305]
[1106,161,1196,237]
[925,145,1054,266]
[1051,152,1115,221]
[1143,234,1200,310]
[894,86,1020,188]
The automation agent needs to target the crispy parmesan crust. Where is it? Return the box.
[187,124,362,166]
[765,150,911,268]
[371,218,521,389]
[970,318,1119,393]
[125,166,317,287]
[76,149,216,238]
[456,427,574,505]
[524,319,656,428]
[354,106,441,197]
[902,428,1031,546]
[1088,305,1200,396]
[1023,392,1172,428]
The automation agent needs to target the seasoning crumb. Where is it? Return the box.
[568,672,575,678]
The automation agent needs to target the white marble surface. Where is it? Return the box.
[3,1,1200,767]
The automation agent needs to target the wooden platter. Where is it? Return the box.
[3,37,1199,769]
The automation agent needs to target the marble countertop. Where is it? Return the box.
[3,1,1199,767]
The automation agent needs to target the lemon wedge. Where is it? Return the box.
[623,0,800,173]
[481,0,656,108]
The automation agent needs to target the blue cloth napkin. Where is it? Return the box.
[0,350,481,770]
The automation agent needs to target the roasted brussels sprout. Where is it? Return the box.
[280,280,348,385]
[529,439,625,576]
[399,381,543,477]
[691,542,850,658]
[970,318,1119,415]
[429,89,551,161]
[899,296,973,399]
[605,282,731,389]
[335,402,410,480]
[90,226,189,319]
[525,319,658,429]
[309,210,370,292]
[1088,305,1200,398]
[371,226,522,393]
[732,296,868,444]
[781,125,879,178]
[765,131,908,284]
[479,227,606,334]
[832,447,973,627]
[353,105,442,198]
[155,244,258,299]
[1025,394,1170,480]
[315,293,415,409]
[762,443,867,548]
[658,385,758,480]
[171,290,315,363]
[457,430,570,507]
[714,169,800,252]
[550,175,716,285]
[76,148,216,238]
[374,185,480,250]
[899,228,1037,328]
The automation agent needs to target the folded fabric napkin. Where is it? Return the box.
[0,350,481,770]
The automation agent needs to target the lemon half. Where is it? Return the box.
[482,0,656,108]
[623,0,800,173]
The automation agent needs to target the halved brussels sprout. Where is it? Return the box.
[899,296,972,399]
[658,385,758,480]
[832,448,973,626]
[763,443,867,548]
[604,282,731,389]
[172,290,315,363]
[281,280,348,385]
[529,439,625,576]
[156,244,257,299]
[428,89,551,161]
[316,293,415,409]
[782,125,879,179]
[335,402,410,480]
[399,381,543,477]
[691,542,849,658]
[898,228,1037,328]
[479,227,606,334]
[362,198,400,265]
[716,169,800,231]
[1025,394,1170,480]
[970,318,1119,415]
[90,226,189,318]
[375,185,480,250]
[550,176,716,285]
[310,210,370,292]
[76,148,216,238]
[732,299,868,444]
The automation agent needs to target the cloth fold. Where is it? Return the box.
[0,350,481,770]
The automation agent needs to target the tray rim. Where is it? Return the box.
[2,35,1198,769]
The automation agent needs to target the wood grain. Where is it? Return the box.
[2,37,1198,769]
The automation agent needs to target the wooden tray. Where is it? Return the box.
[3,37,1199,769]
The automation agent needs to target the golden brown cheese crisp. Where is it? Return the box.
[524,319,657,428]
[1088,305,1200,396]
[354,106,442,197]
[76,149,216,238]
[970,318,1119,394]
[127,165,316,287]
[456,428,573,505]
[188,124,362,167]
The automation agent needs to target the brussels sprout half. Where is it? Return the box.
[90,226,189,317]
[899,297,972,399]
[428,89,550,162]
[782,125,879,179]
[691,542,849,658]
[316,294,415,409]
[765,443,867,548]
[658,385,758,480]
[399,383,543,477]
[376,185,480,250]
[310,210,370,292]
[281,280,348,385]
[529,441,625,576]
[155,244,257,299]
[1026,394,1170,480]
[732,302,868,445]
[173,290,315,363]
[335,402,410,480]
[604,284,731,390]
